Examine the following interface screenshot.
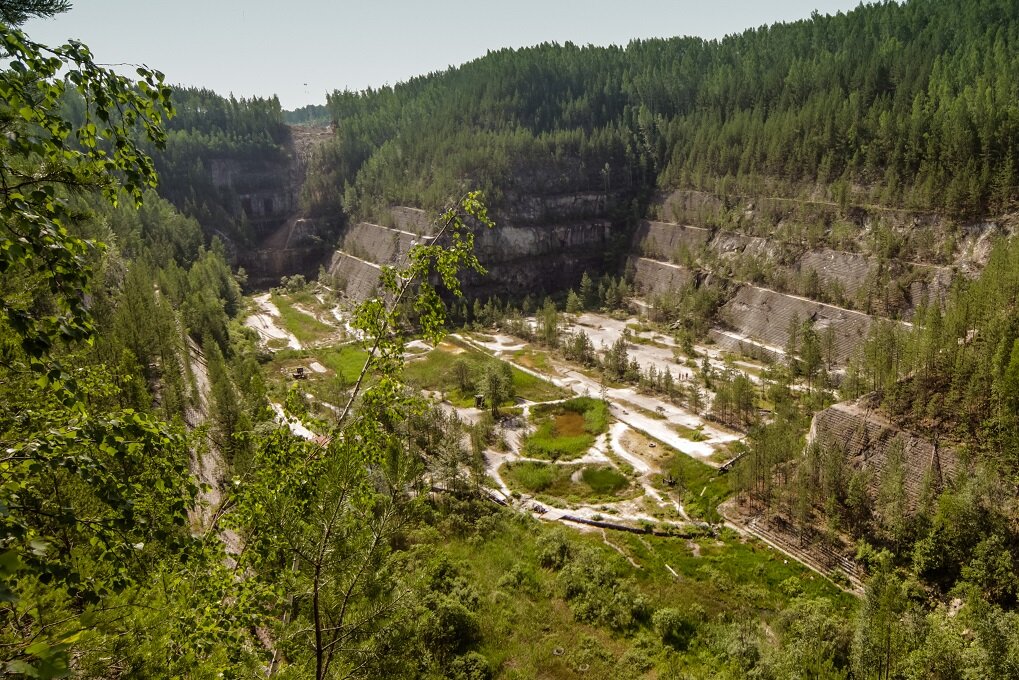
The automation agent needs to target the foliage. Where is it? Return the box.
[308,0,1019,221]
[523,397,609,461]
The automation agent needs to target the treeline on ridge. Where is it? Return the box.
[305,0,1019,220]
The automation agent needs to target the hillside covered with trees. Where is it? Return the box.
[308,0,1019,220]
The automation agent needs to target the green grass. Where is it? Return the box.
[502,461,634,502]
[671,423,708,441]
[263,344,370,409]
[504,461,558,492]
[271,293,335,345]
[524,397,609,461]
[656,444,732,522]
[404,338,567,405]
[512,347,556,374]
[424,504,855,678]
[581,466,629,494]
[315,345,370,383]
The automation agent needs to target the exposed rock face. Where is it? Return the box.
[633,221,710,261]
[326,252,383,301]
[328,197,617,302]
[628,257,695,296]
[341,222,433,266]
[795,248,874,299]
[810,400,958,508]
[221,126,337,288]
[237,215,335,289]
[719,285,875,364]
[503,191,612,225]
[389,206,434,235]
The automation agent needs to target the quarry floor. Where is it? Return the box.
[242,290,860,591]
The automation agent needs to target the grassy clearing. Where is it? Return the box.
[502,461,633,502]
[581,466,629,494]
[263,344,370,409]
[671,422,708,441]
[315,345,370,383]
[524,397,609,461]
[271,293,336,345]
[657,444,731,522]
[404,337,567,406]
[426,503,854,678]
[512,347,558,375]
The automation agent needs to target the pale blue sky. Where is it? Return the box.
[26,0,865,110]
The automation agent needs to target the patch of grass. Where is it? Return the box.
[404,337,567,406]
[657,444,731,522]
[525,398,609,461]
[505,461,558,492]
[581,466,628,494]
[315,345,370,384]
[271,293,335,345]
[502,462,634,502]
[671,423,708,441]
[512,347,557,375]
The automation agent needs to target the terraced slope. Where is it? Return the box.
[810,400,957,507]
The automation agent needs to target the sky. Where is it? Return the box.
[25,0,865,111]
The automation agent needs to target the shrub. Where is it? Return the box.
[537,530,574,570]
[557,548,648,630]
[449,652,492,680]
[652,607,695,649]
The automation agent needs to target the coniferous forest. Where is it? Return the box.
[4,0,1019,678]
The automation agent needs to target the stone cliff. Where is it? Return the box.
[327,191,624,303]
[229,125,337,288]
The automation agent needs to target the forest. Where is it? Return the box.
[304,0,1019,221]
[4,0,1019,678]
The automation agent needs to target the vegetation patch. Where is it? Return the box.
[671,423,708,442]
[656,444,731,523]
[315,344,370,384]
[524,397,610,461]
[404,337,566,406]
[271,293,336,344]
[502,461,633,502]
[512,347,558,375]
[581,466,629,495]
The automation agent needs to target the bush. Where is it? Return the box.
[652,607,695,649]
[557,548,648,630]
[537,530,573,570]
[449,652,492,680]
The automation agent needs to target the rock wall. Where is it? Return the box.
[630,257,696,297]
[326,252,383,301]
[632,221,710,260]
[500,191,615,225]
[458,219,613,299]
[719,285,874,363]
[810,401,958,508]
[237,216,335,289]
[390,206,434,235]
[329,203,614,302]
[341,222,432,266]
[796,248,875,299]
